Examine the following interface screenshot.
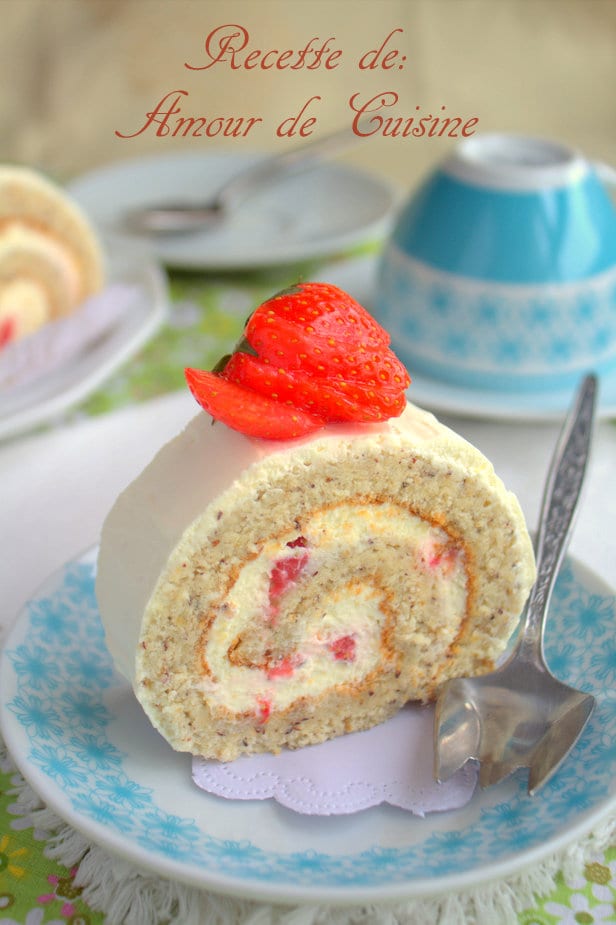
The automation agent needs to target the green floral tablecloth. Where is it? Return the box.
[80,263,330,420]
[1,757,104,925]
[1,260,615,924]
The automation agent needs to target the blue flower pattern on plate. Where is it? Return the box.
[8,693,63,741]
[2,552,615,893]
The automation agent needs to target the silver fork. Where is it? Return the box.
[434,374,598,795]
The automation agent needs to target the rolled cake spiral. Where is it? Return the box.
[0,166,103,345]
[96,403,536,761]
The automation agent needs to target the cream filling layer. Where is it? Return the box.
[0,280,50,336]
[202,503,467,716]
[1,221,82,303]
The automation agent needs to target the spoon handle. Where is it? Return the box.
[518,374,597,660]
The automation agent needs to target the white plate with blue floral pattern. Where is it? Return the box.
[1,548,615,904]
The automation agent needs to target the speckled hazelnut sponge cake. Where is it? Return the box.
[96,283,536,762]
[0,166,104,347]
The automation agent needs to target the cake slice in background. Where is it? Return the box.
[96,283,536,761]
[0,165,104,347]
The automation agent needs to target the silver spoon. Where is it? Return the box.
[434,374,598,795]
[123,125,363,236]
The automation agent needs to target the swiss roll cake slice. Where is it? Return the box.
[96,405,536,761]
[0,166,103,345]
[96,282,535,760]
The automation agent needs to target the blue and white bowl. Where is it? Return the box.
[375,134,616,392]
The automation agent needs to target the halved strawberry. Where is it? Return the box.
[185,283,410,441]
[223,352,405,422]
[259,283,390,347]
[185,367,324,440]
[246,311,409,387]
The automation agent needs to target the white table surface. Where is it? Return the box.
[1,390,615,636]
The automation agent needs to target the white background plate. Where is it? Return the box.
[1,548,615,905]
[67,152,396,270]
[404,363,616,422]
[0,244,168,441]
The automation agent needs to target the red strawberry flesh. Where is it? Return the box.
[185,283,410,440]
[268,553,310,600]
[328,635,357,662]
[185,367,324,439]
[223,352,405,423]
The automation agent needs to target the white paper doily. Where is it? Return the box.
[193,704,477,816]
